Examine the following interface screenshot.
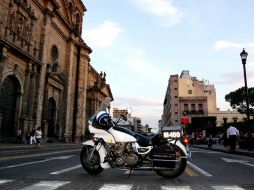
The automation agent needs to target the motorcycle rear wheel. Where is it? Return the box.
[80,145,103,175]
[155,144,187,178]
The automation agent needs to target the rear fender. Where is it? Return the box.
[82,140,110,169]
[170,140,188,156]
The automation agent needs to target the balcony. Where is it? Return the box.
[182,110,204,115]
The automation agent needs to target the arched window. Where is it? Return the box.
[68,2,74,11]
[75,13,81,33]
[51,45,58,72]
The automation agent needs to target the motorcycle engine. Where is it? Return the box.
[112,143,139,167]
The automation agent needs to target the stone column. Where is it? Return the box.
[27,66,37,129]
[64,38,76,143]
[21,63,31,116]
[75,45,91,142]
[41,67,49,137]
[19,63,31,132]
[27,67,36,116]
[0,46,8,89]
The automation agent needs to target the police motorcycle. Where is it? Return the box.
[80,97,191,178]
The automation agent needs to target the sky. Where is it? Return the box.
[81,0,254,129]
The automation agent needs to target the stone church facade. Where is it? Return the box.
[0,0,113,142]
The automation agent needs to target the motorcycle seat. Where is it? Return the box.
[134,133,156,146]
[112,126,157,146]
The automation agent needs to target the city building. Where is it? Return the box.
[208,108,245,127]
[0,0,113,142]
[112,108,141,132]
[162,70,216,127]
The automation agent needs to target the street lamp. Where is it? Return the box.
[240,48,252,150]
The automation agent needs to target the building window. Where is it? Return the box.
[175,112,178,114]
[198,104,203,110]
[174,80,177,82]
[184,104,188,111]
[51,45,59,72]
[188,90,192,94]
[175,96,178,99]
[175,120,178,122]
[174,88,177,90]
[175,104,178,107]
[191,104,195,112]
[209,91,212,95]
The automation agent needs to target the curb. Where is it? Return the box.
[0,143,82,151]
[191,145,254,157]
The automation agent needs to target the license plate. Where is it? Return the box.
[163,131,181,139]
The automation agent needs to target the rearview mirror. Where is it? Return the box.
[127,107,133,114]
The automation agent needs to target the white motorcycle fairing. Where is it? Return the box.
[108,127,137,142]
[89,124,115,143]
[82,140,110,169]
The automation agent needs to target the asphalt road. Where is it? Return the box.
[0,144,253,190]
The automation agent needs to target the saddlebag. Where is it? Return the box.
[150,145,176,168]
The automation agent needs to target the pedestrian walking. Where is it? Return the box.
[25,129,30,144]
[226,125,239,152]
[16,127,23,144]
[30,128,36,145]
[35,127,42,148]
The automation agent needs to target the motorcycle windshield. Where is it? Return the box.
[89,97,112,121]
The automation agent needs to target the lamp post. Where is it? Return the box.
[240,48,252,150]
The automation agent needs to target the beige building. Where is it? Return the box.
[208,109,245,127]
[0,0,113,142]
[162,70,217,126]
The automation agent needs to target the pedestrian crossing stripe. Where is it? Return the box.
[19,181,70,190]
[0,180,250,190]
[0,179,13,185]
[212,185,245,190]
[99,184,133,190]
[161,186,191,190]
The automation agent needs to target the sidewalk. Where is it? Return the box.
[0,142,82,151]
[191,143,254,157]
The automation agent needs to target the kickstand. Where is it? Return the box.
[127,168,133,179]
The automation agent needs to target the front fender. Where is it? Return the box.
[82,140,110,169]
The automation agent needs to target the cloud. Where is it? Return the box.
[126,58,168,81]
[83,21,124,48]
[130,0,183,25]
[214,41,254,52]
[215,68,254,86]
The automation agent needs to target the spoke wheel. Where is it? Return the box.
[80,145,103,175]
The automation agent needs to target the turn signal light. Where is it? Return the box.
[183,136,190,145]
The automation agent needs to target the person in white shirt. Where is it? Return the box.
[226,126,239,152]
[35,127,42,149]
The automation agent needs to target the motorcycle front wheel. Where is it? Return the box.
[80,145,103,175]
[155,144,187,178]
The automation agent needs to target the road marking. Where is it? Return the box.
[161,186,191,190]
[0,155,74,170]
[19,181,70,190]
[0,149,79,161]
[191,150,220,153]
[185,166,198,176]
[99,184,133,190]
[0,179,14,185]
[187,161,213,177]
[222,157,254,167]
[123,169,134,175]
[50,164,82,175]
[212,185,245,190]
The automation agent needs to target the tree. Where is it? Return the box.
[225,87,254,115]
